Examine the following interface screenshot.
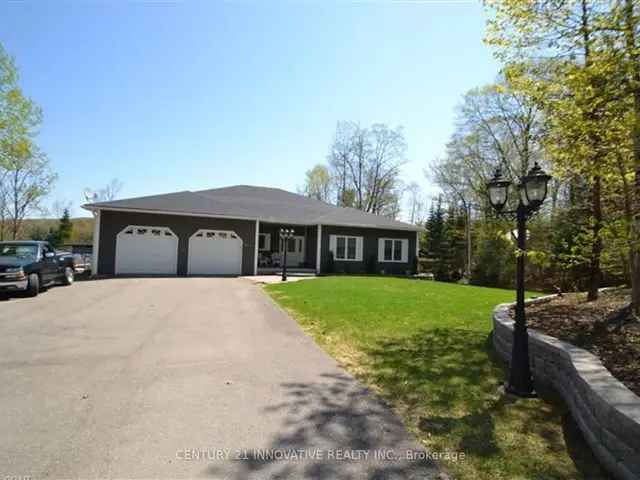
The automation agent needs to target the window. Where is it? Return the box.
[330,235,362,261]
[347,237,356,259]
[393,240,402,261]
[384,240,393,261]
[1,244,38,260]
[258,233,271,251]
[336,237,345,259]
[379,238,408,263]
[118,225,176,238]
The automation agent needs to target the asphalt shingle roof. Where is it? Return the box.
[83,185,421,231]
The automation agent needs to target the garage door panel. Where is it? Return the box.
[188,230,242,276]
[115,226,178,275]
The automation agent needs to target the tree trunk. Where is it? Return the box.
[624,0,640,314]
[588,174,603,301]
[617,153,635,286]
[632,91,640,312]
[581,0,602,302]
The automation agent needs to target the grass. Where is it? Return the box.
[266,276,607,480]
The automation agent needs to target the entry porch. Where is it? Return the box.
[256,223,319,274]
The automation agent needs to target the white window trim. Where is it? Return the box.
[189,229,241,242]
[329,234,363,262]
[258,232,271,251]
[117,225,178,238]
[378,238,409,263]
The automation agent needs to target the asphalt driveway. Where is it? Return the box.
[0,278,439,479]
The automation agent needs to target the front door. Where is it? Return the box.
[280,235,305,267]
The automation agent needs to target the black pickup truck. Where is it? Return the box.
[0,241,76,297]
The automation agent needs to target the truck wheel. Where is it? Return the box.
[26,273,40,297]
[62,267,74,285]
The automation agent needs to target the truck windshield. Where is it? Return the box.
[0,244,39,260]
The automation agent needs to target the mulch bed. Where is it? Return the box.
[511,289,640,397]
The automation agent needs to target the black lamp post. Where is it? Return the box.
[486,162,551,397]
[279,228,295,281]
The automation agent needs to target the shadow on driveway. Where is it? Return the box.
[205,372,440,480]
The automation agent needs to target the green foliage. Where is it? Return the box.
[423,197,448,280]
[483,0,639,300]
[444,206,467,280]
[28,225,48,241]
[0,42,56,239]
[423,198,468,281]
[324,250,335,274]
[471,220,516,289]
[20,217,93,244]
[57,208,73,244]
[39,208,75,249]
[365,254,377,274]
[340,188,356,208]
[302,164,332,203]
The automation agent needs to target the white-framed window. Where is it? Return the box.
[329,235,363,261]
[378,238,409,263]
[258,233,271,251]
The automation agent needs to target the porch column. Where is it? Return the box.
[316,224,322,274]
[254,219,260,275]
[91,209,101,276]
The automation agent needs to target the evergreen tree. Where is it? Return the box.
[46,208,73,248]
[58,208,73,244]
[443,206,467,281]
[424,197,448,280]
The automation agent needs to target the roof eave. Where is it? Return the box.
[83,205,424,232]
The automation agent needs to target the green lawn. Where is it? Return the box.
[266,277,605,480]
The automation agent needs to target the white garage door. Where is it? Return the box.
[188,229,243,276]
[115,225,178,275]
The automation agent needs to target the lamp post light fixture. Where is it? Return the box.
[486,162,551,397]
[279,228,295,281]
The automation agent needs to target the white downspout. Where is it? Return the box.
[91,209,101,276]
[316,224,322,274]
[254,219,260,276]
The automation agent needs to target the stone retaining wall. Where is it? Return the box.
[493,297,640,480]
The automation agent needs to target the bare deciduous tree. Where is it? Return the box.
[326,122,406,218]
[89,178,123,202]
[429,80,548,278]
[4,148,57,239]
[405,182,426,225]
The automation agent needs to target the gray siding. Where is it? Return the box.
[98,210,256,276]
[320,226,416,275]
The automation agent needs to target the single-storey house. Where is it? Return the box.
[83,185,422,276]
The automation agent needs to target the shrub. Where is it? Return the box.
[365,254,377,274]
[411,255,419,275]
[324,250,335,274]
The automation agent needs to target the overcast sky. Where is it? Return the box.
[1,0,500,218]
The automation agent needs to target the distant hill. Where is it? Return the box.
[8,217,95,243]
